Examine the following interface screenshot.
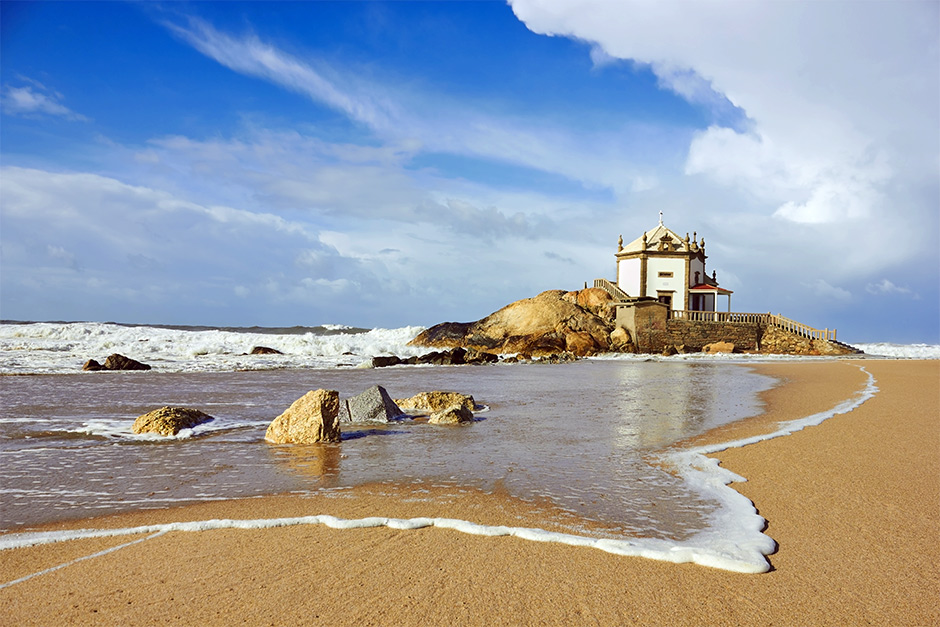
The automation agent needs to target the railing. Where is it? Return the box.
[669,310,838,341]
[593,278,631,302]
[768,313,837,341]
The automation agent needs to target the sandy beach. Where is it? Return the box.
[1,359,937,626]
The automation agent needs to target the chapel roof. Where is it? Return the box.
[619,220,702,255]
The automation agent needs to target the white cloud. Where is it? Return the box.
[1,82,88,121]
[866,279,915,297]
[509,0,939,226]
[160,15,680,197]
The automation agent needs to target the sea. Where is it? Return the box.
[1,321,935,572]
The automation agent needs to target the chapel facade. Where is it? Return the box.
[614,217,732,313]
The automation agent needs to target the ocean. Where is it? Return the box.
[0,321,932,572]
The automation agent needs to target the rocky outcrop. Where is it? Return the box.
[83,353,151,371]
[265,389,342,444]
[429,404,474,425]
[394,391,477,414]
[132,407,213,436]
[759,325,861,356]
[410,289,616,357]
[338,385,404,423]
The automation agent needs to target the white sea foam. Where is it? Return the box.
[0,366,878,575]
[0,322,428,374]
[853,342,940,359]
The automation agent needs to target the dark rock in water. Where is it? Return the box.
[371,347,498,368]
[132,406,213,436]
[372,355,402,368]
[465,349,498,364]
[338,385,404,423]
[250,346,284,355]
[83,354,151,371]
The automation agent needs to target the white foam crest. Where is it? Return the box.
[67,417,229,441]
[0,365,879,575]
[853,343,940,359]
[0,322,428,373]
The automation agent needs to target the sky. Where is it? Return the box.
[1,1,937,343]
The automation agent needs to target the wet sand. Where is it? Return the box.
[1,360,937,626]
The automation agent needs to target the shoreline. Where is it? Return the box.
[1,360,937,625]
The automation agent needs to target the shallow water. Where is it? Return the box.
[0,361,772,539]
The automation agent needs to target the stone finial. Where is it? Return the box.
[618,234,623,251]
[701,238,705,249]
[642,232,648,249]
[712,270,717,281]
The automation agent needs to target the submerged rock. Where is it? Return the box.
[103,353,151,371]
[394,391,476,414]
[428,404,474,425]
[338,385,404,423]
[132,407,214,436]
[265,389,342,444]
[84,353,151,371]
[250,346,284,355]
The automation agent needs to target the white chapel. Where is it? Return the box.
[612,215,732,313]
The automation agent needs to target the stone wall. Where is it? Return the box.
[662,320,763,352]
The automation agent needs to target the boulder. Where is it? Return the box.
[394,391,476,414]
[609,327,633,351]
[703,341,736,354]
[410,289,614,357]
[83,354,151,371]
[565,331,599,356]
[265,389,341,444]
[338,385,404,423]
[371,355,402,368]
[103,353,151,371]
[132,407,214,436]
[429,404,474,425]
[250,346,283,355]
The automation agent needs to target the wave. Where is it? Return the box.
[852,342,940,359]
[0,321,428,374]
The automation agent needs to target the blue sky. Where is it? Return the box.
[1,1,937,343]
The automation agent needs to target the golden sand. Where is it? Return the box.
[1,360,937,626]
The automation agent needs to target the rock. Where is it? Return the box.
[395,391,476,414]
[102,353,151,371]
[83,359,104,371]
[410,289,614,357]
[337,385,404,423]
[265,389,342,444]
[662,345,678,356]
[565,331,599,356]
[372,355,402,368]
[429,404,473,425]
[132,407,214,436]
[465,349,499,364]
[703,341,735,354]
[609,327,634,352]
[250,346,283,355]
